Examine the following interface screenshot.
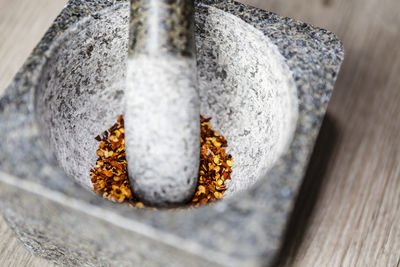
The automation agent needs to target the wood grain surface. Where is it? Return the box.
[0,0,399,266]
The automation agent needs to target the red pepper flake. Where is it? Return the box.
[90,115,234,208]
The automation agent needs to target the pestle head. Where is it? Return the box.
[125,0,200,206]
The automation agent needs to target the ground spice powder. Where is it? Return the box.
[90,115,233,208]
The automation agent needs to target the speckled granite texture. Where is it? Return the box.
[0,0,344,266]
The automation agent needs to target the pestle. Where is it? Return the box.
[125,0,200,206]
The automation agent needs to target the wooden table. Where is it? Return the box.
[0,0,399,266]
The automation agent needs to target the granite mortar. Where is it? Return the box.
[0,0,344,266]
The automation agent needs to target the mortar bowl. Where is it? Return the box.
[0,0,344,266]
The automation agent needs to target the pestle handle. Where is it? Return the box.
[129,0,195,58]
[125,0,200,206]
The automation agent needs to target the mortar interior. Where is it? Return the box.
[34,3,298,201]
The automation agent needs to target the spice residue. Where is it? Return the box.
[90,115,233,208]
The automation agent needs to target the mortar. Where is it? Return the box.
[0,0,344,266]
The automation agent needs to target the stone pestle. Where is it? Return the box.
[125,0,200,207]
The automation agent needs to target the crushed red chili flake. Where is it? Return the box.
[90,115,234,208]
[190,115,234,207]
[90,115,135,204]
